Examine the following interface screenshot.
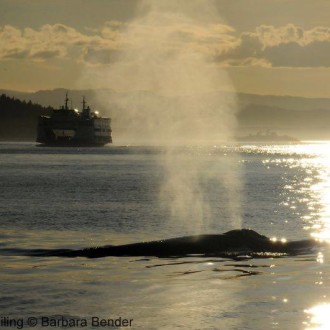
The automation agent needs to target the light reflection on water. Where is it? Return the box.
[304,303,330,329]
[239,142,330,329]
[240,142,330,242]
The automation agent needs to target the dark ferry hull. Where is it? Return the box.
[36,93,112,147]
[36,141,111,147]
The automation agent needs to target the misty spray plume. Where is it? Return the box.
[87,0,242,231]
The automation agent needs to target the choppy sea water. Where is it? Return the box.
[1,142,330,329]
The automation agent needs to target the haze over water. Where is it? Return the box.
[85,0,242,231]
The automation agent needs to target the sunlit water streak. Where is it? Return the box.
[304,303,330,329]
[1,142,330,329]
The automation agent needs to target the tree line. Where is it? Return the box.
[0,94,53,141]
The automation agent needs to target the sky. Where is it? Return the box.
[1,0,330,97]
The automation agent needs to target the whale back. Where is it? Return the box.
[83,229,272,257]
[0,228,323,259]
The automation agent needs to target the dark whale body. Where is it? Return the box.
[19,229,323,259]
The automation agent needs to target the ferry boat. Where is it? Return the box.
[36,93,112,146]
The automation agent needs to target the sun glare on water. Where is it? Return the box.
[305,142,330,242]
[271,141,330,243]
[304,304,330,329]
[241,141,330,242]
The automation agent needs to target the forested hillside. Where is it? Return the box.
[0,94,53,141]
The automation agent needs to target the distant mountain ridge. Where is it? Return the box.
[2,88,330,112]
[1,88,330,141]
[237,92,330,112]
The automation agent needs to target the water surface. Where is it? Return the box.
[1,142,330,329]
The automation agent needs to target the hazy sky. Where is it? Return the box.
[1,0,330,97]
